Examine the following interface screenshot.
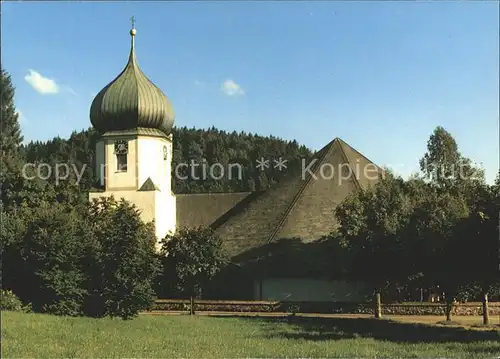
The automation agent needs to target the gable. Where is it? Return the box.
[337,138,382,190]
[211,137,382,260]
[275,140,360,242]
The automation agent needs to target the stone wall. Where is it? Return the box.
[152,299,500,316]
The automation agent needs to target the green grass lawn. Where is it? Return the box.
[2,311,500,358]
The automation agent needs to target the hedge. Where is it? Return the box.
[151,299,500,316]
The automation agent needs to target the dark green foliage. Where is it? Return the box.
[414,126,488,321]
[419,126,461,186]
[335,172,415,316]
[2,197,160,319]
[0,68,23,154]
[21,128,100,207]
[22,126,312,195]
[407,186,470,320]
[84,197,160,319]
[335,171,415,251]
[0,70,161,320]
[159,227,228,298]
[451,182,500,324]
[419,126,484,201]
[1,68,26,211]
[0,69,69,211]
[2,204,89,316]
[172,127,311,193]
[333,126,496,320]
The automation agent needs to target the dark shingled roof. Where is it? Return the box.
[176,192,251,229]
[210,137,383,260]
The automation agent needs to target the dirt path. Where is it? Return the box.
[142,310,500,329]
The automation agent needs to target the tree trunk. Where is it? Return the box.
[374,291,382,319]
[190,295,195,315]
[482,292,489,325]
[445,298,453,322]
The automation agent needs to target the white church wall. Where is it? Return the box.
[90,133,176,252]
[154,191,176,251]
[89,189,176,252]
[95,140,105,186]
[137,136,172,193]
[89,190,156,229]
[103,137,138,190]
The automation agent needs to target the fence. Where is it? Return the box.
[151,299,500,316]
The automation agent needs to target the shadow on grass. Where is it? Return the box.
[225,316,500,344]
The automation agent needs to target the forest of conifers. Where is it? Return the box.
[21,126,312,194]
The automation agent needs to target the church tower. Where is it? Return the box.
[88,20,176,250]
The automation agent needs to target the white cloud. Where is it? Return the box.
[24,69,59,94]
[221,79,245,96]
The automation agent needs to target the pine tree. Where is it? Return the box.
[1,68,23,155]
[1,68,25,210]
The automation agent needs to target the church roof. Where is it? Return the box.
[209,137,383,261]
[176,192,252,229]
[90,24,174,136]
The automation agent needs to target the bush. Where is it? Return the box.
[0,290,31,312]
[2,204,89,316]
[2,197,161,320]
[84,197,161,320]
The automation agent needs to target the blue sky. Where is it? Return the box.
[3,1,499,183]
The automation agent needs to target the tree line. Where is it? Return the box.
[20,125,311,195]
[332,127,499,324]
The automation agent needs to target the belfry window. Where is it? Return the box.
[114,140,129,172]
[116,154,127,172]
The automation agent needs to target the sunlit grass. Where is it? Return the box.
[2,311,499,358]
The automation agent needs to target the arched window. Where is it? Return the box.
[115,140,128,172]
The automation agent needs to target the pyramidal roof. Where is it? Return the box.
[211,137,383,260]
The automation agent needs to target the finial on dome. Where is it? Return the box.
[90,14,175,136]
[130,16,136,36]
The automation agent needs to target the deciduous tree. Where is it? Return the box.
[84,197,161,319]
[336,172,413,318]
[159,227,228,314]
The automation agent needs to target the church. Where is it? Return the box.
[89,24,382,302]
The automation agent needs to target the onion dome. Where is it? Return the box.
[90,22,174,136]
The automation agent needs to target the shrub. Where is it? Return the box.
[2,198,160,320]
[0,290,31,312]
[3,204,89,316]
[84,197,161,320]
